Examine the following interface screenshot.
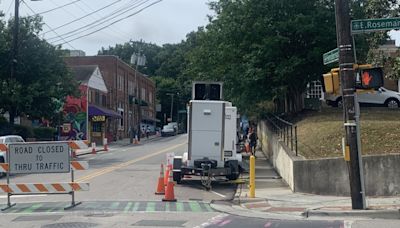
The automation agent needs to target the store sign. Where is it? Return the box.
[92,115,106,122]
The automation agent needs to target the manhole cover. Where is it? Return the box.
[41,222,98,228]
[13,215,63,222]
[132,220,186,227]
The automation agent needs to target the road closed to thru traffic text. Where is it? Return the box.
[8,142,70,174]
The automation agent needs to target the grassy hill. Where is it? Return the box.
[295,108,400,159]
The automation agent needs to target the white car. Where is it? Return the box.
[325,87,400,109]
[161,125,177,137]
[0,135,25,177]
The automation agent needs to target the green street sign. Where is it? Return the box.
[323,48,339,65]
[351,17,400,34]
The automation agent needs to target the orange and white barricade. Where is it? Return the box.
[0,183,89,193]
[67,140,89,158]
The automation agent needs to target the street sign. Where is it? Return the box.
[323,48,339,65]
[8,142,70,174]
[351,17,400,34]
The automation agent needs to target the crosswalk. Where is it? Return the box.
[1,201,214,214]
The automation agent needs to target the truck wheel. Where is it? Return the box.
[173,172,182,184]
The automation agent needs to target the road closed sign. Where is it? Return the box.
[8,142,70,174]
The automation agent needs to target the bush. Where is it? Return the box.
[12,125,34,139]
[33,127,57,140]
[0,120,34,140]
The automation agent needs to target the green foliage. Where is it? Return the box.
[0,122,33,139]
[99,0,399,119]
[0,15,79,123]
[33,127,56,140]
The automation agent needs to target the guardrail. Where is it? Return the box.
[265,114,298,156]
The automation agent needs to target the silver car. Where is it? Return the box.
[325,87,400,109]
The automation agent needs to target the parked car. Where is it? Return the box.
[325,87,400,109]
[161,125,177,137]
[0,135,25,177]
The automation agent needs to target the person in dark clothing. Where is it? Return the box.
[249,128,257,156]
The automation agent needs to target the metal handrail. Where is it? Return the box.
[266,114,298,156]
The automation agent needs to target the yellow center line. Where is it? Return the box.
[76,143,186,183]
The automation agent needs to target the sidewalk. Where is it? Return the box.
[211,152,400,220]
[74,134,161,156]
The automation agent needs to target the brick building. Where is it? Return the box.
[64,55,156,141]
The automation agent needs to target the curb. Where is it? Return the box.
[210,202,305,220]
[304,208,400,219]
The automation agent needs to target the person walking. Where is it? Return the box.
[146,125,150,139]
[248,127,258,157]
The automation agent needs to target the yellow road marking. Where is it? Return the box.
[76,143,186,182]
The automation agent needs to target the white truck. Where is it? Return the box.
[172,98,242,189]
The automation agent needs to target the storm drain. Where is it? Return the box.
[41,222,98,228]
[13,215,63,222]
[132,220,186,227]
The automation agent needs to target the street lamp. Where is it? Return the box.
[130,52,146,141]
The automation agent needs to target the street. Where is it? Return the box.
[0,135,399,227]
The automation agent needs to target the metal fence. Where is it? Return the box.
[265,114,298,156]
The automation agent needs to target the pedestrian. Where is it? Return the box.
[146,125,150,139]
[248,127,258,157]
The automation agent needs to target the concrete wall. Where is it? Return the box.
[258,120,400,196]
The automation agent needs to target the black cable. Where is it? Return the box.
[47,0,146,42]
[21,1,76,50]
[41,0,122,35]
[36,0,81,15]
[57,0,162,45]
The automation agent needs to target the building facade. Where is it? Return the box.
[64,55,156,141]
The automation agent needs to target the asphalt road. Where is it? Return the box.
[1,135,399,227]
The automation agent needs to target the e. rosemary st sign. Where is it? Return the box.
[8,142,70,174]
[351,17,400,34]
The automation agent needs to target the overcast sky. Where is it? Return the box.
[1,0,400,56]
[0,0,213,55]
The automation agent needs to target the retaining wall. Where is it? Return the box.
[258,120,400,196]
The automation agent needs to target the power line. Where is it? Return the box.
[41,0,122,35]
[79,0,133,40]
[5,0,14,16]
[21,0,76,50]
[36,0,81,15]
[57,0,163,45]
[47,0,147,42]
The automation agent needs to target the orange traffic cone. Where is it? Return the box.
[155,164,165,195]
[164,165,170,186]
[162,167,177,202]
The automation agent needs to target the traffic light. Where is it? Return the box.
[323,69,340,95]
[357,67,384,89]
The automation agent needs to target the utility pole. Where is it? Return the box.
[8,0,20,124]
[166,93,174,122]
[335,0,365,209]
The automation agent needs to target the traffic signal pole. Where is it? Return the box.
[335,0,365,209]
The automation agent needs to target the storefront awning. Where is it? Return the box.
[88,104,122,118]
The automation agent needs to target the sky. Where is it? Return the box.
[1,0,400,56]
[0,0,213,55]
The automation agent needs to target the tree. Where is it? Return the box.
[0,15,78,124]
